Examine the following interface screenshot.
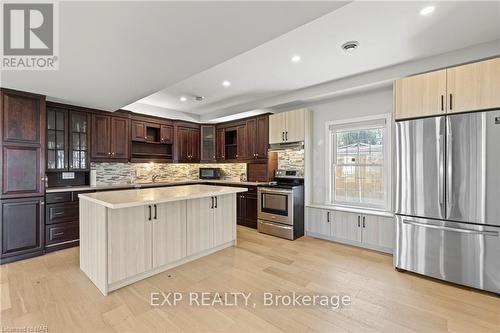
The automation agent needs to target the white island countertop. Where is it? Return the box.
[78,184,247,209]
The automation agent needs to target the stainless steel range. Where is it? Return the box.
[395,110,500,294]
[257,170,304,240]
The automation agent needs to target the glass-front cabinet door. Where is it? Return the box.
[69,112,89,170]
[47,107,67,170]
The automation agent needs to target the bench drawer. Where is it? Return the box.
[46,192,72,204]
[46,202,78,225]
[45,222,79,245]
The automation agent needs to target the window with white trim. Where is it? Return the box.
[327,115,391,210]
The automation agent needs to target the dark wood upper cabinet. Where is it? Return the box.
[46,106,89,171]
[91,114,110,159]
[236,124,248,160]
[160,125,173,144]
[68,111,89,170]
[2,90,43,145]
[255,116,268,159]
[110,117,129,160]
[177,126,190,161]
[131,121,147,142]
[190,128,200,161]
[91,114,129,161]
[2,146,43,197]
[0,197,44,263]
[200,125,215,162]
[245,115,268,160]
[0,89,45,199]
[174,123,200,162]
[216,128,225,161]
[46,107,68,170]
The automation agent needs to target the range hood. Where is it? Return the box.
[268,141,304,151]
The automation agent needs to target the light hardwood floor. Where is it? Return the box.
[1,226,499,332]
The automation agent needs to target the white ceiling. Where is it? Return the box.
[0,1,346,111]
[129,1,500,121]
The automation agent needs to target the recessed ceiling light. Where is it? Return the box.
[341,41,359,52]
[179,96,187,102]
[420,6,435,16]
[222,80,231,87]
[291,55,301,63]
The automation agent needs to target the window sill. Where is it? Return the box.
[306,203,394,218]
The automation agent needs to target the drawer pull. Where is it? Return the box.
[53,232,65,237]
[53,212,65,216]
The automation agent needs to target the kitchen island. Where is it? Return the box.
[79,184,247,295]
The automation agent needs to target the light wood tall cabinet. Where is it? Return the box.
[268,109,307,144]
[394,57,500,120]
[269,112,287,144]
[447,57,500,114]
[394,70,447,120]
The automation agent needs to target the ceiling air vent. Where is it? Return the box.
[341,41,359,52]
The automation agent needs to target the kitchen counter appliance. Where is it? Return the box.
[395,110,500,294]
[199,167,222,180]
[257,169,304,240]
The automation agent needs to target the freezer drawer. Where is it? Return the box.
[395,215,500,294]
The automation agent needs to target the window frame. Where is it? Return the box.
[325,113,392,211]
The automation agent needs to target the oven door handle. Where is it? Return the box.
[259,188,292,194]
[259,220,293,230]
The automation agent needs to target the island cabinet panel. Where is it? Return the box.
[107,206,152,284]
[214,194,236,246]
[153,201,187,268]
[186,197,214,256]
[79,188,241,295]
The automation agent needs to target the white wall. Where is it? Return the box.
[306,86,393,204]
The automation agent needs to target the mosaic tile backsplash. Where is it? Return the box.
[91,162,247,186]
[277,149,305,173]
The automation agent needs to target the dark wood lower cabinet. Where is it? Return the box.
[43,189,93,253]
[0,197,45,264]
[236,187,258,229]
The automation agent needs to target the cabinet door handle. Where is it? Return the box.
[327,211,330,223]
[215,196,218,208]
[441,95,444,111]
[357,216,360,227]
[211,197,214,209]
[148,205,152,221]
[282,132,285,141]
[285,131,288,141]
[154,204,157,220]
[53,232,64,237]
[449,94,453,110]
[362,216,366,228]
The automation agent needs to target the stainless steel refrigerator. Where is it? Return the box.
[395,110,500,294]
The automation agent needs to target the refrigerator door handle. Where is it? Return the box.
[446,118,453,217]
[438,133,445,212]
[402,220,498,236]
